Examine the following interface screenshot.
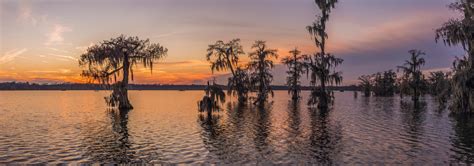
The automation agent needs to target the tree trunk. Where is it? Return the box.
[364,90,371,97]
[412,85,419,105]
[227,49,236,76]
[120,54,133,109]
[319,79,328,110]
[226,51,245,103]
[292,58,299,101]
[256,56,265,106]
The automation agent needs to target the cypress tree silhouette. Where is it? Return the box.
[358,75,372,97]
[207,39,250,103]
[436,0,474,112]
[79,35,167,109]
[282,48,306,101]
[198,81,226,116]
[248,41,278,106]
[305,0,343,109]
[397,50,427,103]
[428,71,452,105]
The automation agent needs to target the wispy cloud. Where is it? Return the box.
[46,47,69,53]
[44,24,72,46]
[0,48,28,64]
[153,31,183,39]
[39,53,78,61]
[75,43,95,53]
[156,60,208,66]
[328,11,449,55]
[18,0,37,26]
[17,0,47,26]
[27,69,72,74]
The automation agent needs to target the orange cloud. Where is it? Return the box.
[0,69,85,83]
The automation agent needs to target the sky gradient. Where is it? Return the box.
[0,0,464,85]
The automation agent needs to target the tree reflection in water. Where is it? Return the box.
[285,100,302,157]
[83,109,135,164]
[197,103,246,164]
[450,114,474,164]
[400,100,427,160]
[197,100,346,164]
[197,102,275,164]
[250,102,273,161]
[308,108,343,165]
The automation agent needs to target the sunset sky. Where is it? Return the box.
[0,0,465,85]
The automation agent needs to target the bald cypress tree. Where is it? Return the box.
[358,75,372,97]
[305,0,343,109]
[436,0,474,112]
[207,39,250,103]
[248,41,278,106]
[198,81,226,116]
[79,35,167,109]
[282,48,306,100]
[428,71,452,105]
[397,50,427,103]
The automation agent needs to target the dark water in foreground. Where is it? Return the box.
[0,91,473,164]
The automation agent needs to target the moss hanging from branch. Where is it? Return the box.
[79,35,167,109]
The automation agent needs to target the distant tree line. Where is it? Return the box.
[0,82,358,91]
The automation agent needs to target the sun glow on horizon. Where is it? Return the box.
[0,0,463,85]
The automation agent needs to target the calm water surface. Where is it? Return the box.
[0,91,473,164]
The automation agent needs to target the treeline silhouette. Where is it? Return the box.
[357,50,440,107]
[356,0,473,113]
[0,82,358,91]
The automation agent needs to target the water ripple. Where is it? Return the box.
[0,91,473,164]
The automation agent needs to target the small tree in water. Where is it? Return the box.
[228,67,251,103]
[372,70,397,97]
[79,35,167,109]
[207,39,249,103]
[248,41,278,106]
[305,0,343,109]
[358,75,372,97]
[436,0,474,112]
[397,49,427,103]
[281,48,306,100]
[198,81,226,116]
[428,71,452,105]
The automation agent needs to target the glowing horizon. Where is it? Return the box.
[0,0,464,85]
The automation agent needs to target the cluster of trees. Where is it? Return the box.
[357,49,452,107]
[77,0,471,114]
[198,39,279,112]
[427,71,452,104]
[198,0,344,113]
[355,0,473,113]
[76,0,343,112]
[372,70,397,97]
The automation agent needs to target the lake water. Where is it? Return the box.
[0,91,473,164]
